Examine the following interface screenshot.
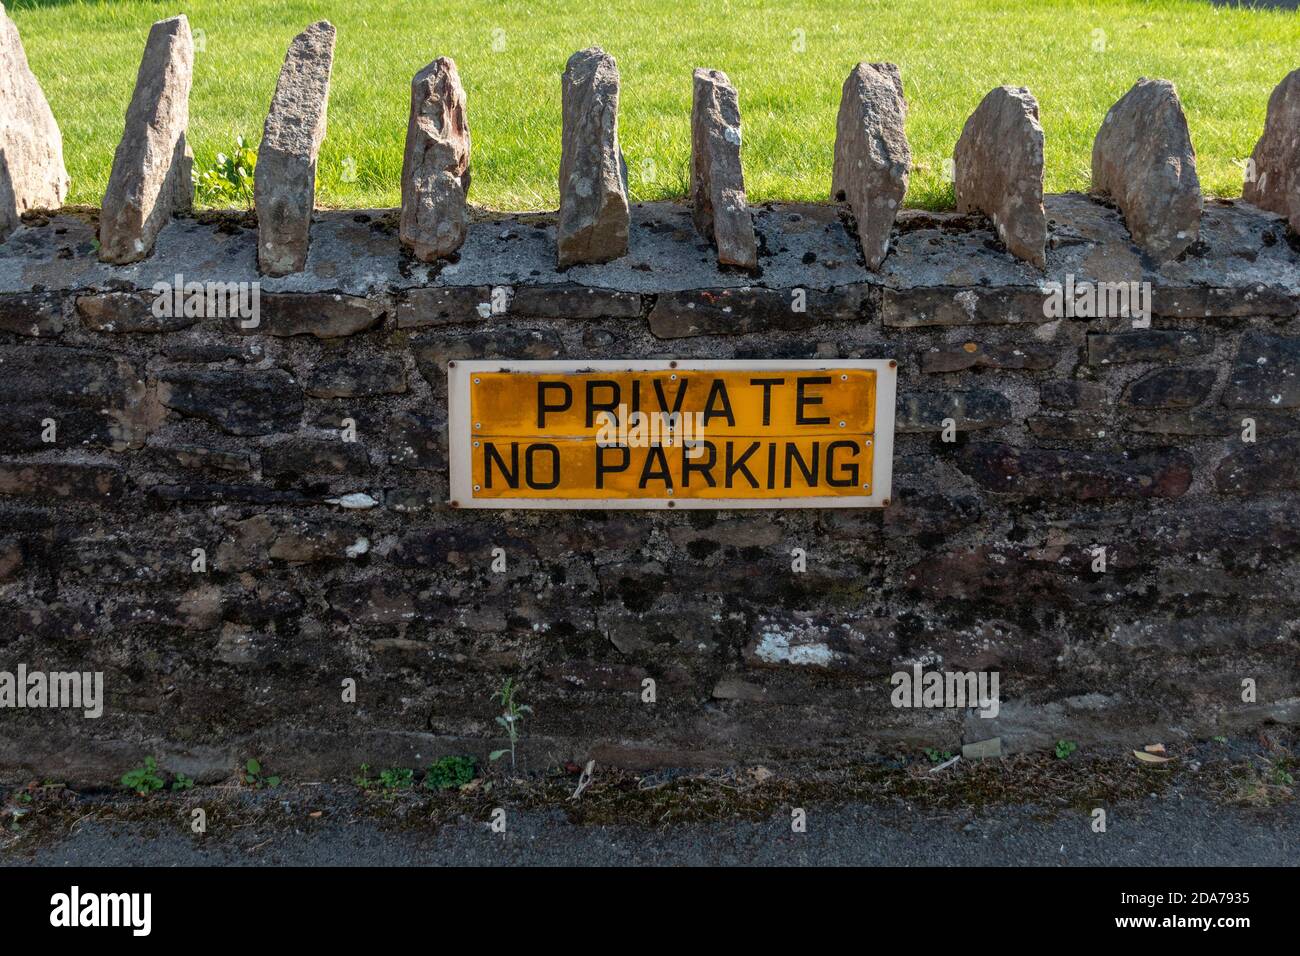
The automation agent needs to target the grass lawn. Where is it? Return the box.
[10,0,1299,211]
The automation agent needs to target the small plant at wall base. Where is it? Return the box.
[425,756,477,791]
[376,767,415,792]
[1270,759,1295,787]
[490,678,532,770]
[1055,740,1078,760]
[354,765,420,793]
[242,758,280,789]
[193,135,257,208]
[121,756,165,796]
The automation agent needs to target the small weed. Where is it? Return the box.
[1270,760,1295,787]
[171,773,195,792]
[194,135,257,208]
[354,765,419,794]
[425,756,477,791]
[923,748,955,764]
[377,768,415,792]
[242,758,280,789]
[490,678,532,770]
[1222,756,1296,807]
[121,757,165,796]
[1054,740,1078,760]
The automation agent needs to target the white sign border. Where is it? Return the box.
[447,359,896,510]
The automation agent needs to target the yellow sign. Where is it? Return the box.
[448,360,896,509]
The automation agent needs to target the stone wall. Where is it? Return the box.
[1,193,1298,785]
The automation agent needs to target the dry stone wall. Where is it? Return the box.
[1,195,1298,784]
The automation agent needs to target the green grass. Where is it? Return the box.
[10,0,1299,211]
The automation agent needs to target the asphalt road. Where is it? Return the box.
[7,794,1296,867]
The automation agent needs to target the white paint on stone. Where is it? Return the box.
[755,627,836,666]
[327,492,378,509]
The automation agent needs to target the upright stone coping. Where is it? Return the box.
[1091,78,1201,263]
[255,20,336,277]
[1,23,1283,276]
[0,1,70,242]
[557,47,629,267]
[400,56,471,262]
[98,15,194,265]
[689,68,757,270]
[832,62,911,271]
[954,86,1047,269]
[1243,68,1300,233]
[6,197,1295,302]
